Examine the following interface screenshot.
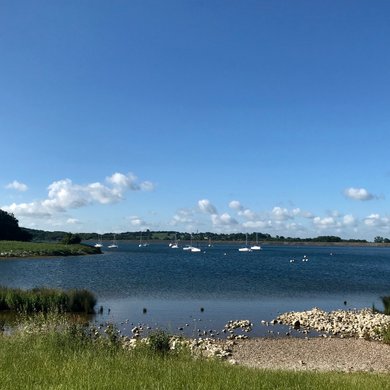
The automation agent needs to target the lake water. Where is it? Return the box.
[1,243,390,337]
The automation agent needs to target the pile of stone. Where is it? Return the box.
[187,338,234,360]
[223,319,253,340]
[275,307,390,340]
[122,335,235,361]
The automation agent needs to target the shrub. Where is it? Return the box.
[148,330,171,354]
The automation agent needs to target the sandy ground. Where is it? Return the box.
[229,337,390,373]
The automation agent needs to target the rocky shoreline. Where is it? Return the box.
[275,307,390,340]
[119,307,390,372]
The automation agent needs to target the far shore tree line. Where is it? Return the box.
[2,209,389,244]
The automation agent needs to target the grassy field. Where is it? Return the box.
[0,240,101,257]
[0,315,389,390]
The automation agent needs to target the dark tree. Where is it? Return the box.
[61,233,82,245]
[0,209,32,241]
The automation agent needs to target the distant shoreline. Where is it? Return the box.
[86,239,390,248]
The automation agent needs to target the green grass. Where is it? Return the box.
[0,315,389,390]
[0,240,101,257]
[0,287,96,313]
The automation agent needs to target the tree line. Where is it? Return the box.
[0,209,375,244]
[23,228,368,244]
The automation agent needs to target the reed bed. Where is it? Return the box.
[382,296,390,315]
[0,286,96,314]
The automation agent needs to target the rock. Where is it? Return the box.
[293,320,301,329]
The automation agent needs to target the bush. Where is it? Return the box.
[148,330,171,354]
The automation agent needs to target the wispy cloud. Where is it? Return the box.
[344,187,376,201]
[5,180,28,192]
[171,208,195,226]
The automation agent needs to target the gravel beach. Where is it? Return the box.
[230,337,390,373]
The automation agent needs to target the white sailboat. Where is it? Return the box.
[250,232,262,251]
[183,233,201,252]
[238,233,252,252]
[183,234,193,251]
[169,233,179,249]
[94,235,103,248]
[108,234,118,249]
[139,231,149,247]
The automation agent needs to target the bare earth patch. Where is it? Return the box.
[230,337,390,372]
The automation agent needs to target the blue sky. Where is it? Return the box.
[1,0,390,240]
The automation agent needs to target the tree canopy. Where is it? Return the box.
[0,209,32,241]
[61,233,82,245]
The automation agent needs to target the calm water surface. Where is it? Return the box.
[1,243,390,337]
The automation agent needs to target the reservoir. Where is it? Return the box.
[1,243,389,337]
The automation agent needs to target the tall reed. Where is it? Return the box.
[381,296,390,315]
[0,286,96,314]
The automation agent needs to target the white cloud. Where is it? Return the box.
[171,209,194,225]
[140,181,155,191]
[106,172,154,191]
[211,212,238,226]
[364,214,389,227]
[313,216,339,228]
[66,218,80,224]
[243,220,270,229]
[2,172,154,219]
[4,202,52,217]
[229,200,243,211]
[229,200,257,220]
[271,207,293,221]
[5,180,28,192]
[198,199,218,215]
[342,214,356,226]
[344,187,375,201]
[129,216,147,227]
[239,208,256,220]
